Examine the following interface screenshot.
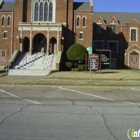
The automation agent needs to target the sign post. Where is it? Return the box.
[89,54,99,82]
[87,46,93,81]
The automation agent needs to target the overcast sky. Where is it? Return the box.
[4,0,140,13]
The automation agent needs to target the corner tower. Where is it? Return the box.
[13,0,24,51]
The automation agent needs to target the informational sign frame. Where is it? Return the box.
[88,54,99,70]
[95,49,111,69]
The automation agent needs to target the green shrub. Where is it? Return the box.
[73,68,79,71]
[78,64,85,71]
[65,62,73,69]
[66,43,87,61]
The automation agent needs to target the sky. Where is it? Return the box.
[4,0,140,13]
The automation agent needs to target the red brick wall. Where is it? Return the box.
[13,0,24,51]
[75,11,93,48]
[0,12,13,61]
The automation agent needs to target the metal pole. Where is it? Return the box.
[90,56,92,82]
[100,51,101,73]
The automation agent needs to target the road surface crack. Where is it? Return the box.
[89,106,100,115]
[0,105,30,126]
[101,114,117,140]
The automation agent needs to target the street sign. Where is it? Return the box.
[87,46,93,55]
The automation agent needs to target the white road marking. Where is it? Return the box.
[131,88,140,92]
[0,89,42,105]
[124,102,136,105]
[136,103,140,106]
[59,87,115,101]
[0,89,19,98]
[24,99,42,105]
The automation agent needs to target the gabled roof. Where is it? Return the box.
[73,2,90,11]
[109,15,120,25]
[95,15,106,25]
[0,2,14,12]
[94,12,140,25]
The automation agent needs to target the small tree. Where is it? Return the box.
[66,43,87,68]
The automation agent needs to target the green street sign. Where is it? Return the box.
[87,46,93,55]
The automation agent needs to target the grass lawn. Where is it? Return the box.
[43,69,140,86]
[48,69,140,80]
[0,69,140,86]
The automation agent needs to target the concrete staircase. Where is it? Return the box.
[8,52,56,76]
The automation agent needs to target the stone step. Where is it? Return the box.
[8,69,50,76]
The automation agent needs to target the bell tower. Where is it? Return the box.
[90,0,93,12]
[13,0,24,51]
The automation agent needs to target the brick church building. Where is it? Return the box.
[0,0,140,70]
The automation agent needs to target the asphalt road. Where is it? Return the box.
[0,85,140,140]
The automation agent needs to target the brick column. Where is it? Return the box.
[30,26,32,55]
[20,28,23,52]
[57,29,60,54]
[47,28,50,55]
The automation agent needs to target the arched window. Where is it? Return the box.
[39,2,43,21]
[2,16,5,26]
[44,2,48,21]
[83,17,86,26]
[49,2,53,21]
[76,16,80,26]
[7,16,10,26]
[33,0,55,22]
[34,2,39,21]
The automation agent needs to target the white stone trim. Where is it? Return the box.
[110,21,116,25]
[129,27,138,42]
[18,26,62,31]
[1,15,6,18]
[127,44,140,51]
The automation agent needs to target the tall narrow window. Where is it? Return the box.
[34,2,39,21]
[0,50,6,57]
[131,29,136,41]
[83,17,86,27]
[44,2,48,21]
[79,31,83,40]
[2,16,4,26]
[39,2,43,21]
[7,16,10,26]
[49,2,53,21]
[3,31,7,39]
[2,50,5,57]
[76,17,80,26]
[33,0,54,22]
[110,25,116,33]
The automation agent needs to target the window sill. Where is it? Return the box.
[129,40,138,42]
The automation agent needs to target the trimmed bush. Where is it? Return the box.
[78,64,85,71]
[65,62,73,69]
[66,43,87,61]
[73,68,79,71]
